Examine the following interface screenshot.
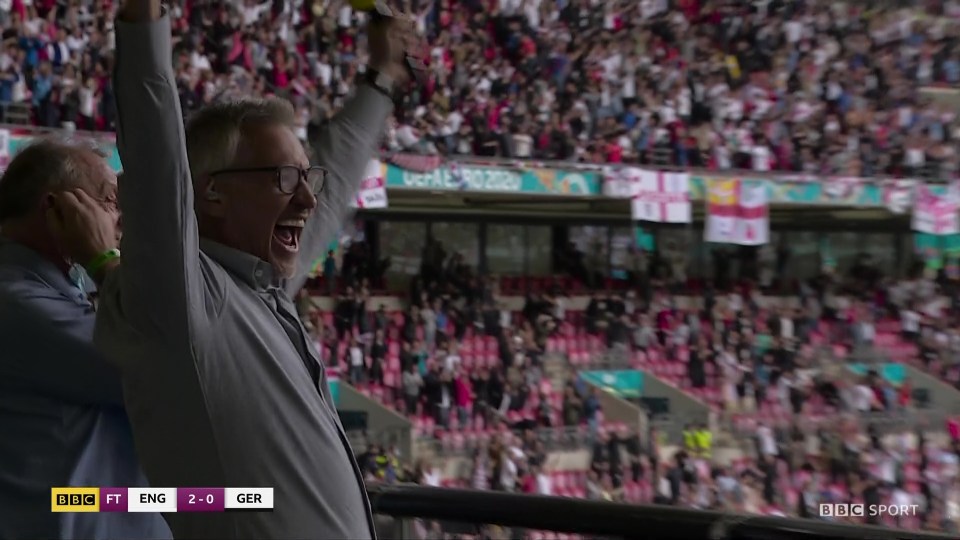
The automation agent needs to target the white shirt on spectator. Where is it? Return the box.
[514,133,533,158]
[724,98,744,121]
[751,144,771,171]
[784,20,803,43]
[728,293,743,313]
[851,384,874,412]
[677,87,691,118]
[314,61,333,88]
[243,1,272,26]
[859,322,875,343]
[906,147,925,167]
[422,468,441,487]
[349,345,364,367]
[500,455,518,490]
[191,52,211,72]
[79,87,95,118]
[337,5,353,27]
[23,17,42,36]
[440,383,450,409]
[536,472,552,495]
[524,0,542,29]
[396,124,420,150]
[877,452,897,485]
[660,101,676,124]
[66,34,88,53]
[444,353,461,374]
[780,317,794,340]
[622,73,636,99]
[757,425,778,456]
[902,310,920,333]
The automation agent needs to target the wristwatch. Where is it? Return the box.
[365,69,397,99]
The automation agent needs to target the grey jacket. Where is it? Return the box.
[95,15,391,540]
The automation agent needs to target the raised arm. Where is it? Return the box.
[285,86,393,296]
[97,3,207,346]
[285,14,421,296]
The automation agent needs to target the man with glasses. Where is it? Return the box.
[48,0,422,537]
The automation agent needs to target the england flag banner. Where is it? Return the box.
[602,166,643,198]
[913,183,959,235]
[354,160,388,209]
[630,170,691,223]
[704,179,769,245]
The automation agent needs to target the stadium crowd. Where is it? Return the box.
[309,236,960,534]
[2,0,960,176]
[3,0,960,535]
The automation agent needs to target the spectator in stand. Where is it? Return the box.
[323,249,336,293]
[347,335,365,384]
[452,367,472,426]
[583,386,602,434]
[402,363,423,415]
[369,329,386,384]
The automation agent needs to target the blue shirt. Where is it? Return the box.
[32,75,52,106]
[0,240,170,540]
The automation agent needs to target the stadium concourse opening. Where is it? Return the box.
[367,484,958,540]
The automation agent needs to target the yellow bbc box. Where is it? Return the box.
[51,487,100,512]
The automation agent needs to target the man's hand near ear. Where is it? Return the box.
[46,189,121,285]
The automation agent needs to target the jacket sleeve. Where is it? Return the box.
[95,15,209,357]
[284,84,393,297]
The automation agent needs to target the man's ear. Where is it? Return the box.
[198,179,226,218]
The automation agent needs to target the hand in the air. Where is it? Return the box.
[367,7,423,86]
[46,188,121,267]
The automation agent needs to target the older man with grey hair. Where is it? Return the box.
[47,0,421,537]
[0,139,170,539]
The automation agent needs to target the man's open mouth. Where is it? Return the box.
[273,218,305,253]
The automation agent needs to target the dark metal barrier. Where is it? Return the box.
[367,484,957,540]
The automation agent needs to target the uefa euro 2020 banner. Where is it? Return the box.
[383,154,601,196]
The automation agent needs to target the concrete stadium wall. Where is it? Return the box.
[339,383,414,460]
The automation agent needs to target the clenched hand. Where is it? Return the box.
[368,9,424,86]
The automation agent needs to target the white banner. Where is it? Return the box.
[737,181,769,245]
[602,166,643,198]
[630,170,691,223]
[883,179,915,214]
[354,160,388,209]
[912,183,959,235]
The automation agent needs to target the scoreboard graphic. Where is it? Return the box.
[51,487,273,512]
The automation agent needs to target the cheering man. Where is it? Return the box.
[49,0,420,537]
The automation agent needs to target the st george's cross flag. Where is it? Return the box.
[630,170,691,223]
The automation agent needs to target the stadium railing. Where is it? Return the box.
[367,484,957,540]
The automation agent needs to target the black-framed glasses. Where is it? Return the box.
[209,165,328,196]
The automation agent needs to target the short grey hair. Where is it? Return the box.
[185,98,297,186]
[0,137,107,222]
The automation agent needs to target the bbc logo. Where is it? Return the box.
[819,504,865,517]
[51,488,100,513]
[57,494,95,505]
